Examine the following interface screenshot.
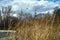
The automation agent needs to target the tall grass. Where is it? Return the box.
[2,14,60,40]
[8,15,60,40]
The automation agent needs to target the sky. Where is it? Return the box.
[0,0,60,14]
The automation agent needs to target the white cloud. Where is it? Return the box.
[0,0,60,13]
[33,0,60,13]
[12,5,19,11]
[11,1,37,11]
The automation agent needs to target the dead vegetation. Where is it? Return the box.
[0,6,60,40]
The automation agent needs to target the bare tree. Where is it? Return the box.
[1,6,12,30]
[53,6,60,23]
[0,10,2,24]
[34,8,37,18]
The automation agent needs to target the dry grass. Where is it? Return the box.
[10,16,60,40]
[3,15,60,40]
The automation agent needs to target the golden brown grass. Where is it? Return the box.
[7,15,60,40]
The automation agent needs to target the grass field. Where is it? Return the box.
[0,15,60,40]
[10,16,60,40]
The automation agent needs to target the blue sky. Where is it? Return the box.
[0,0,60,14]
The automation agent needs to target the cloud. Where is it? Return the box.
[0,0,13,7]
[32,0,60,13]
[0,0,60,14]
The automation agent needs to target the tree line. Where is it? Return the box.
[0,6,60,30]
